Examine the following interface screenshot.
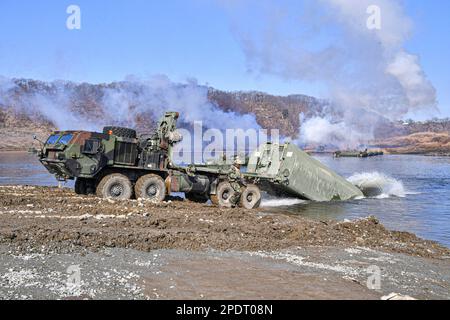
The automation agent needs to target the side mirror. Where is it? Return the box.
[33,134,44,146]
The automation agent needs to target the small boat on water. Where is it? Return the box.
[334,149,384,158]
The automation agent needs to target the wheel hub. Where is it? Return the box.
[147,184,158,197]
[110,183,124,197]
[222,191,229,200]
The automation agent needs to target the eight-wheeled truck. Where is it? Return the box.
[36,111,363,209]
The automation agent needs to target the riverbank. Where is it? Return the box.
[0,185,449,299]
[373,132,450,155]
[0,127,50,152]
[0,185,448,257]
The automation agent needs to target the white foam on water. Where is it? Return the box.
[261,198,306,207]
[347,172,407,199]
[261,172,412,206]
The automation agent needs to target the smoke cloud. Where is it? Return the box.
[299,115,368,149]
[0,75,260,132]
[0,77,99,131]
[221,0,438,147]
[101,75,260,131]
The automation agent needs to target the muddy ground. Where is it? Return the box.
[0,185,449,300]
[2,245,449,300]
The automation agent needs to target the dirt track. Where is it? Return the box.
[0,185,448,258]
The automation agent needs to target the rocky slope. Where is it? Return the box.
[208,88,325,136]
[374,132,450,155]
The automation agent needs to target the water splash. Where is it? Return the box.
[261,198,306,207]
[347,172,406,198]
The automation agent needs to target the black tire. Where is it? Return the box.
[85,179,96,195]
[185,193,209,203]
[215,181,234,208]
[74,178,87,195]
[103,126,137,139]
[239,184,262,209]
[96,173,133,200]
[134,174,166,202]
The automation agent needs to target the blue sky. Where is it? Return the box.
[0,0,449,117]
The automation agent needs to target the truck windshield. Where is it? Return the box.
[58,134,73,145]
[46,134,60,145]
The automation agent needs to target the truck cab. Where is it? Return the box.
[37,112,192,203]
[39,130,109,181]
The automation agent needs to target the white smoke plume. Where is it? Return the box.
[220,0,438,147]
[299,115,368,149]
[101,75,260,131]
[0,77,99,131]
[0,75,260,132]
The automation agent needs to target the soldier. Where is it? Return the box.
[228,155,246,206]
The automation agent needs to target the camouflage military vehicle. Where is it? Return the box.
[37,111,363,209]
[37,112,261,208]
[39,112,176,198]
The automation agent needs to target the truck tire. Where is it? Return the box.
[215,181,234,208]
[85,179,96,195]
[74,178,87,195]
[96,173,133,200]
[185,193,209,204]
[135,174,166,202]
[102,126,137,139]
[239,184,262,209]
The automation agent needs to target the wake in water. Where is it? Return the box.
[261,198,306,207]
[347,172,406,199]
[261,172,409,208]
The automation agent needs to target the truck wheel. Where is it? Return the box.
[96,173,133,200]
[239,184,262,209]
[215,182,234,208]
[185,193,209,203]
[135,174,166,202]
[85,179,96,195]
[74,178,87,195]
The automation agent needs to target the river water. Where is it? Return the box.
[0,152,449,247]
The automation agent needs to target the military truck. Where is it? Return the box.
[36,112,262,208]
[36,111,363,209]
